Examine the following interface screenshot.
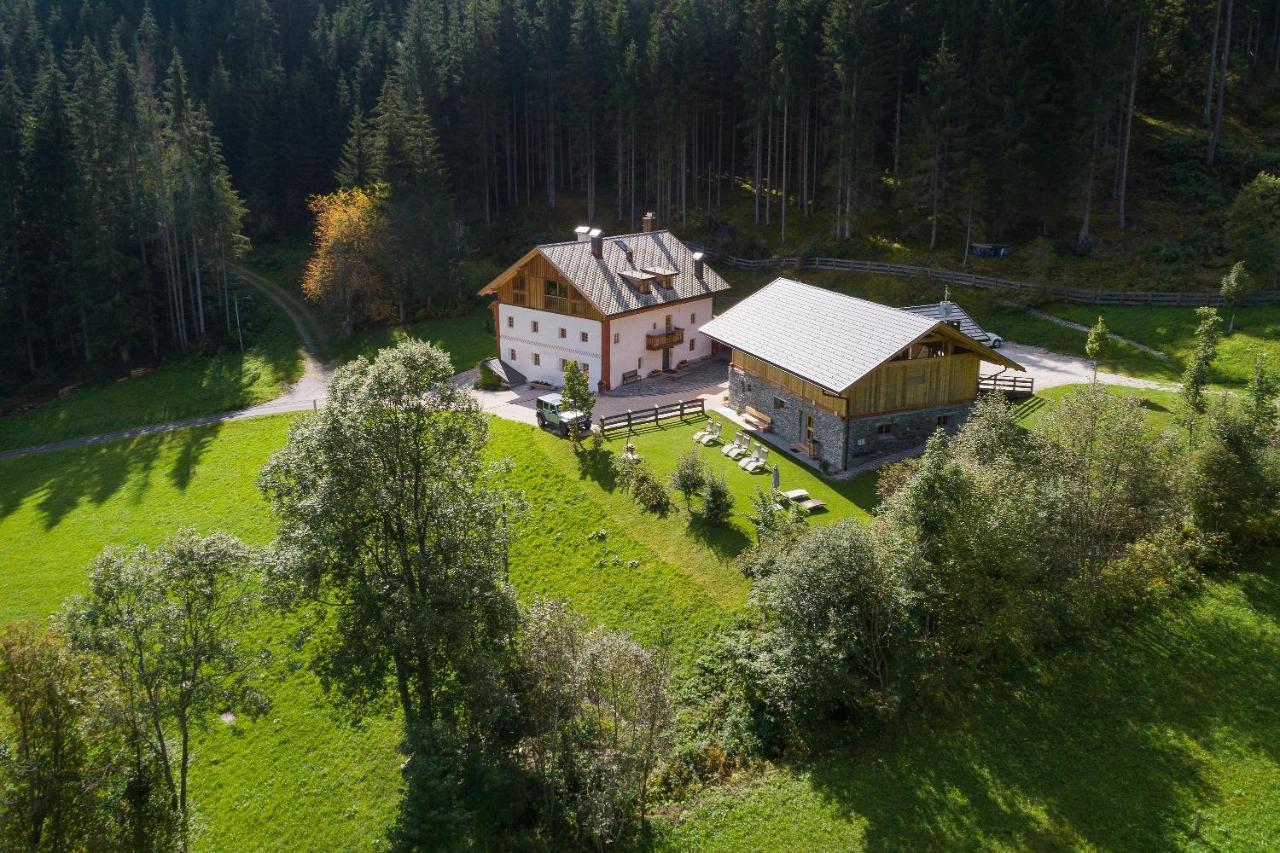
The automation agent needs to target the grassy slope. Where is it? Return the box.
[0,296,304,454]
[3,388,1276,850]
[0,413,741,849]
[657,551,1280,851]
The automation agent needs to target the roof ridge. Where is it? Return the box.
[537,229,670,249]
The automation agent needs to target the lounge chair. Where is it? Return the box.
[780,488,826,512]
[720,433,743,456]
[742,446,770,473]
[692,419,715,443]
[696,421,723,446]
[724,434,751,459]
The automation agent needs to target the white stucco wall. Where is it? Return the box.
[498,304,602,387]
[606,297,715,388]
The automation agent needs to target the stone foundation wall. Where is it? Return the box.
[729,368,975,472]
[728,369,846,471]
[844,402,974,468]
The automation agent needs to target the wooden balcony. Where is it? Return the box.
[646,327,685,350]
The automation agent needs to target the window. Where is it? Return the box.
[613,332,620,344]
[559,327,567,339]
[560,358,570,371]
[773,396,786,411]
[545,280,568,299]
[580,331,589,343]
[937,415,951,427]
[506,316,513,328]
[689,338,696,352]
[531,320,539,333]
[508,348,516,361]
[877,423,894,435]
[637,357,642,369]
[690,312,697,324]
[533,353,541,366]
[652,322,657,330]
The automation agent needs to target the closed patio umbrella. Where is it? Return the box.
[771,464,780,490]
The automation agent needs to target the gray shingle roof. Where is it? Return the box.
[537,230,729,316]
[698,278,942,393]
[900,301,996,344]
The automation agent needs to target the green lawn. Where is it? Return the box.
[0,295,303,454]
[0,412,746,849]
[1044,303,1280,388]
[657,549,1280,851]
[329,310,496,374]
[1016,384,1185,435]
[3,390,1277,850]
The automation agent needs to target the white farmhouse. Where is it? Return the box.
[478,214,730,391]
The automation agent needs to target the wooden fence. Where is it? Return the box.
[598,398,706,435]
[979,373,1036,397]
[688,243,1280,308]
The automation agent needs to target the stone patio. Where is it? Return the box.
[604,356,730,398]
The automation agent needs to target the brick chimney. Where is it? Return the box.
[642,212,656,233]
[589,228,603,258]
[692,251,704,280]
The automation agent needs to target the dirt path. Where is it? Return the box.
[226,262,334,415]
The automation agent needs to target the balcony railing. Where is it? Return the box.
[646,327,685,350]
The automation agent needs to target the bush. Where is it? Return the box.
[748,520,916,723]
[630,467,671,514]
[669,449,706,509]
[700,473,734,525]
[612,453,641,493]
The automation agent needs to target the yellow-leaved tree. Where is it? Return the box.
[302,185,389,336]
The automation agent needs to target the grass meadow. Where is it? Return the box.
[1,384,1277,849]
[0,295,304,454]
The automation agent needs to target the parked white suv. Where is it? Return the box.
[534,393,591,437]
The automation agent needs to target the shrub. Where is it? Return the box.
[669,449,707,509]
[630,466,671,514]
[748,520,916,723]
[612,453,641,493]
[700,473,734,525]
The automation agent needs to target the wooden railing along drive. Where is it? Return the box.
[979,373,1036,397]
[598,398,706,435]
[687,243,1280,308]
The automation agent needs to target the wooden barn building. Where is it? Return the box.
[699,278,1025,471]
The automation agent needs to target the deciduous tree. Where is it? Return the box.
[302,184,388,336]
[64,529,266,843]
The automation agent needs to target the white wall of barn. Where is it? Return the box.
[498,303,602,387]
[606,297,715,388]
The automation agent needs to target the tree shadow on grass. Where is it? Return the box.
[788,560,1280,850]
[0,420,224,530]
[683,515,752,562]
[575,446,619,491]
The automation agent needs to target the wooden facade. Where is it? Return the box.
[488,252,603,320]
[731,328,986,420]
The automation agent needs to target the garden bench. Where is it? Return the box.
[742,406,772,431]
[621,370,641,385]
